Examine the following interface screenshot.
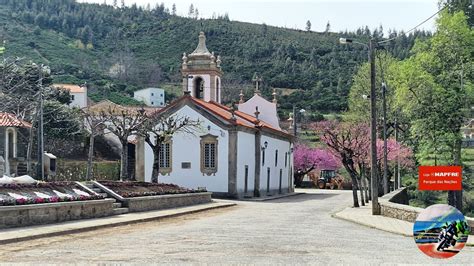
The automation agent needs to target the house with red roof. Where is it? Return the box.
[136,32,294,198]
[0,112,31,176]
[52,83,88,108]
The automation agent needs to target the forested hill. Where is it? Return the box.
[0,0,430,112]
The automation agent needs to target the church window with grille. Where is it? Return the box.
[200,134,218,175]
[159,140,172,174]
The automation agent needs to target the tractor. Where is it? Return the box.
[308,169,343,189]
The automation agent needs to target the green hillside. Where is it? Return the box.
[0,0,429,111]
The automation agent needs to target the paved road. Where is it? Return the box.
[0,189,472,264]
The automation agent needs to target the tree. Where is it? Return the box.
[293,143,339,187]
[0,60,72,176]
[42,101,82,140]
[113,0,117,8]
[262,23,268,36]
[325,21,331,34]
[316,121,370,207]
[195,8,199,19]
[188,4,194,18]
[305,20,311,32]
[171,3,176,15]
[444,0,473,27]
[139,114,200,183]
[82,108,106,180]
[393,10,473,210]
[99,103,147,180]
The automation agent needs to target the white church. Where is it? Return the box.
[137,32,294,198]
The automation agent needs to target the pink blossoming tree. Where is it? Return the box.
[314,121,413,208]
[293,143,340,187]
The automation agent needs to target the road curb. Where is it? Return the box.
[0,202,237,245]
[331,211,413,237]
[332,211,474,247]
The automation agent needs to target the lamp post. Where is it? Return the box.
[382,82,389,194]
[36,64,50,181]
[340,37,380,215]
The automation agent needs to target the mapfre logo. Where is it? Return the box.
[418,166,462,191]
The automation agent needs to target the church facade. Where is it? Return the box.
[137,32,294,198]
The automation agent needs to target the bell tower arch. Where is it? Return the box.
[182,32,223,103]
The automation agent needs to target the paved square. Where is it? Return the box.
[0,189,471,264]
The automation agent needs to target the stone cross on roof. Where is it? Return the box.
[252,73,262,95]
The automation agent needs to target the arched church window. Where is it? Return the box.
[6,128,16,159]
[194,77,204,99]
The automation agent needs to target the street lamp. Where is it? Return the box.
[340,37,380,215]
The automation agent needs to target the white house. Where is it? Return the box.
[52,84,88,109]
[134,88,165,107]
[136,32,294,198]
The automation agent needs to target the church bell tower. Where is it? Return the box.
[182,32,223,103]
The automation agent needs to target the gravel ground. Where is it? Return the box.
[0,189,472,264]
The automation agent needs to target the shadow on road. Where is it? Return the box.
[262,193,338,203]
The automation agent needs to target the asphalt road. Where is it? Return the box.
[0,189,472,264]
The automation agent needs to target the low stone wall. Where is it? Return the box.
[124,192,212,212]
[380,187,474,234]
[0,199,115,229]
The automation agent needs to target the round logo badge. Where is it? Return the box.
[413,204,470,259]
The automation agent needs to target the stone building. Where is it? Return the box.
[52,84,88,109]
[0,112,31,176]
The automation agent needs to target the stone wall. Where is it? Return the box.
[0,199,115,229]
[380,187,473,234]
[124,192,212,212]
[53,160,120,181]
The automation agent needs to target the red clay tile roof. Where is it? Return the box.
[0,113,32,128]
[187,97,291,137]
[52,84,86,93]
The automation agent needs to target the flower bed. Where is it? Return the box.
[98,181,206,198]
[0,182,104,206]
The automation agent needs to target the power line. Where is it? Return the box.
[378,4,448,44]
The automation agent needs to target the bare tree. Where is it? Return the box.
[139,114,200,183]
[99,103,147,180]
[82,108,106,180]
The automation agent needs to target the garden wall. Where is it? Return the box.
[380,187,473,235]
[54,160,120,181]
[124,192,212,212]
[0,199,115,229]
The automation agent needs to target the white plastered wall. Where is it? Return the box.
[236,131,255,194]
[145,105,229,193]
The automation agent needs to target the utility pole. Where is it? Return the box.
[293,105,297,137]
[394,114,399,190]
[369,39,380,215]
[36,65,44,181]
[382,82,388,194]
[339,37,380,214]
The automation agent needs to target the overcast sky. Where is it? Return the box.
[79,0,440,35]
